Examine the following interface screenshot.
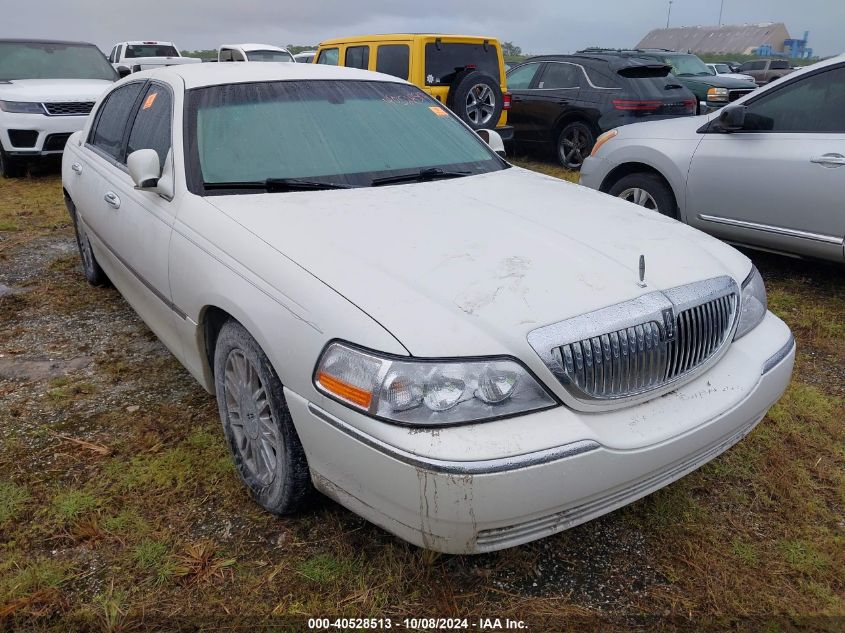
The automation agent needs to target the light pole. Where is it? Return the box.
[718,0,725,25]
[666,0,673,28]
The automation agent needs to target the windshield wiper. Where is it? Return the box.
[203,178,354,192]
[370,168,471,187]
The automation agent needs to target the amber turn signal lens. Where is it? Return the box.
[590,129,618,157]
[317,372,373,409]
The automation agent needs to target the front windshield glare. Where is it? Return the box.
[663,55,710,76]
[0,42,117,81]
[189,80,502,190]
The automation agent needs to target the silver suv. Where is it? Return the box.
[579,55,845,263]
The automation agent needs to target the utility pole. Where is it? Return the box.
[718,0,725,25]
[666,0,673,28]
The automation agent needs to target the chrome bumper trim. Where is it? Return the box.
[762,335,796,375]
[307,403,599,475]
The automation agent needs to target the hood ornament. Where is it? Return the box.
[638,254,647,288]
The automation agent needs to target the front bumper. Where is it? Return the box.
[1,111,88,156]
[287,312,794,553]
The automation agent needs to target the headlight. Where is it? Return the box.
[734,266,767,339]
[0,100,45,114]
[314,342,556,426]
[706,87,729,102]
[589,129,617,157]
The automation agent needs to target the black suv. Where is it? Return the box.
[506,54,696,169]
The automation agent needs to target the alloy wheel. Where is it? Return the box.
[559,127,591,168]
[465,83,496,126]
[618,187,658,210]
[223,349,279,487]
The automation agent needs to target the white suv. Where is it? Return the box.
[0,39,116,177]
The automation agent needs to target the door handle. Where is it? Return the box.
[810,153,845,168]
[71,162,82,174]
[512,96,525,103]
[103,191,121,209]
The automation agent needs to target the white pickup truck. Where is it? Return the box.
[107,41,201,76]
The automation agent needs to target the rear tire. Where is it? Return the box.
[608,172,678,219]
[66,197,110,286]
[446,70,503,130]
[0,147,25,178]
[213,320,312,515]
[556,121,594,170]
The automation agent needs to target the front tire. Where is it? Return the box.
[556,122,594,170]
[0,147,25,178]
[608,172,678,218]
[213,320,312,515]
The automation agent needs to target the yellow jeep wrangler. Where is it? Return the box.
[314,34,512,139]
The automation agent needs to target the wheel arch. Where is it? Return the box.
[551,112,599,143]
[598,162,683,218]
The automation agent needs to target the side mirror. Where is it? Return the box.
[127,149,162,189]
[715,105,746,133]
[477,129,506,158]
[117,66,131,78]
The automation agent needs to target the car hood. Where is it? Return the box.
[206,167,750,357]
[681,74,756,89]
[598,111,714,140]
[0,79,114,102]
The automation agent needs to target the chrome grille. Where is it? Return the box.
[728,89,754,102]
[43,102,94,116]
[527,277,739,406]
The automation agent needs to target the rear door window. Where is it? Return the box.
[376,45,409,80]
[345,46,370,70]
[317,48,339,65]
[770,60,790,70]
[126,84,173,168]
[89,82,145,162]
[537,63,579,89]
[424,42,499,86]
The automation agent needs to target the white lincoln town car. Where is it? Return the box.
[61,63,794,553]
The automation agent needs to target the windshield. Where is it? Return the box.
[125,44,179,58]
[659,54,711,77]
[246,50,295,62]
[713,64,731,73]
[0,41,117,81]
[186,80,503,193]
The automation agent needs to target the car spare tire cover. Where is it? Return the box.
[446,69,503,130]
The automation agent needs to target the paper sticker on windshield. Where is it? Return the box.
[429,106,448,117]
[142,92,158,110]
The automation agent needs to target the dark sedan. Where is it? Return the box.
[506,54,696,169]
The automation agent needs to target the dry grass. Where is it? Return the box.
[0,163,842,630]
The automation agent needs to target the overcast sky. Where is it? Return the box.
[2,0,842,57]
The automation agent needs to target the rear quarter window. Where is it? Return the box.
[424,42,500,86]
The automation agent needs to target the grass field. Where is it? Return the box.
[0,163,842,631]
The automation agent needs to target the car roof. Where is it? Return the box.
[220,43,289,53]
[124,41,176,46]
[521,53,671,72]
[128,61,408,89]
[319,34,499,45]
[0,38,98,47]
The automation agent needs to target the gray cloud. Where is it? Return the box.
[2,0,841,57]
